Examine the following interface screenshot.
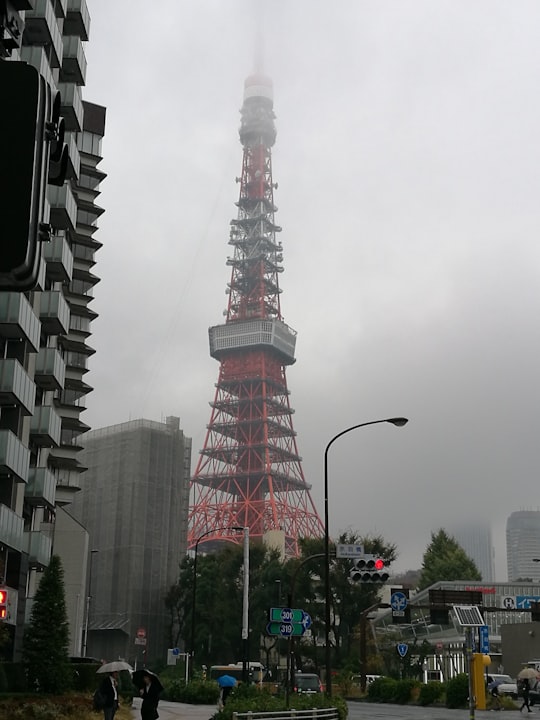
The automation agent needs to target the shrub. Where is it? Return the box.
[3,662,28,692]
[70,663,100,692]
[418,680,444,706]
[445,673,469,709]
[164,679,220,704]
[367,676,398,702]
[393,678,419,704]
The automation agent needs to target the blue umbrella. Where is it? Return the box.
[217,674,237,688]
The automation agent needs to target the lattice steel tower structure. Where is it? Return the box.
[188,73,323,556]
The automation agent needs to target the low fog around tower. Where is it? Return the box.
[82,1,540,579]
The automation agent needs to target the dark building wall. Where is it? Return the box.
[501,622,540,677]
[70,418,191,664]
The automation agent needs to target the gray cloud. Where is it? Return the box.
[83,0,540,578]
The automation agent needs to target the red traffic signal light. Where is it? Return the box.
[0,588,8,620]
[349,555,390,583]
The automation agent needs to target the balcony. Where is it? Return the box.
[61,35,87,85]
[25,531,53,569]
[30,405,62,447]
[0,359,36,416]
[20,45,55,89]
[57,82,83,132]
[43,234,74,283]
[0,430,30,483]
[48,183,77,234]
[0,293,40,351]
[23,0,64,68]
[26,467,57,508]
[0,504,24,553]
[34,348,66,391]
[64,0,90,40]
[38,291,70,335]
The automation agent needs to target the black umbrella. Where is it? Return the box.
[132,669,164,693]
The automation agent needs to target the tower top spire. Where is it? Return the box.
[243,73,273,105]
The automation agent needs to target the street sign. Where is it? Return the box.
[390,591,408,614]
[396,643,408,658]
[336,543,364,558]
[479,625,490,654]
[134,637,147,646]
[266,621,305,637]
[269,607,304,623]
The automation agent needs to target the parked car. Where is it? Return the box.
[293,673,323,694]
[487,674,518,699]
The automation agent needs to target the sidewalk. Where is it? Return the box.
[130,697,217,720]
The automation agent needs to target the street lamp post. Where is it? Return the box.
[190,526,243,678]
[83,549,98,657]
[324,417,408,697]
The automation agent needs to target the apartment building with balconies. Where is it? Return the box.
[0,0,105,659]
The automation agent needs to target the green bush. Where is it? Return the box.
[164,679,220,704]
[3,662,28,692]
[213,683,347,720]
[445,673,469,709]
[418,680,444,706]
[367,676,398,702]
[393,678,419,704]
[70,663,100,692]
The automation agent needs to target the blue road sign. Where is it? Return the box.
[391,591,408,613]
[397,643,409,658]
[516,595,540,610]
[301,611,312,630]
[479,625,489,654]
[172,647,180,656]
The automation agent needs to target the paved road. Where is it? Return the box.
[130,699,521,720]
[131,697,217,720]
[348,700,525,719]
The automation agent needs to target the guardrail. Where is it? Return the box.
[233,709,339,720]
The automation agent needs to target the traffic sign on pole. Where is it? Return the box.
[266,621,305,637]
[269,607,304,623]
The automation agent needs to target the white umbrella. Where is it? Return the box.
[517,668,540,680]
[96,660,133,674]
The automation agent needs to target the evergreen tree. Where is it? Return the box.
[23,554,72,693]
[418,529,482,590]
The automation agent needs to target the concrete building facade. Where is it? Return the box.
[0,0,104,659]
[70,418,191,665]
[506,510,540,582]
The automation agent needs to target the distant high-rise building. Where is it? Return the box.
[70,417,191,664]
[506,510,540,582]
[448,522,495,582]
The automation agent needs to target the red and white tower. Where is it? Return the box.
[188,74,323,556]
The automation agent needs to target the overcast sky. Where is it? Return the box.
[81,1,540,580]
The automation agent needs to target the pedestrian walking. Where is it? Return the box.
[520,678,532,712]
[133,669,163,720]
[98,670,119,720]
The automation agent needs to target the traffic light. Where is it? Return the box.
[0,588,8,620]
[0,60,66,290]
[349,555,390,583]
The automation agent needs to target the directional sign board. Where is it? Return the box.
[336,544,364,559]
[266,622,304,637]
[396,643,408,658]
[266,610,312,638]
[269,607,303,623]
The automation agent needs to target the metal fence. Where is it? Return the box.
[233,709,340,720]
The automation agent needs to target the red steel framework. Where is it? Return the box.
[188,73,323,556]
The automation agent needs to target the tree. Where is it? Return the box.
[418,529,482,590]
[22,554,72,693]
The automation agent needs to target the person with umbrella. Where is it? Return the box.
[95,661,132,720]
[132,669,163,720]
[518,668,540,713]
[217,674,237,708]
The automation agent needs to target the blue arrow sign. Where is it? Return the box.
[397,642,408,658]
[301,611,312,630]
[479,625,489,654]
[172,647,180,656]
[391,592,408,612]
